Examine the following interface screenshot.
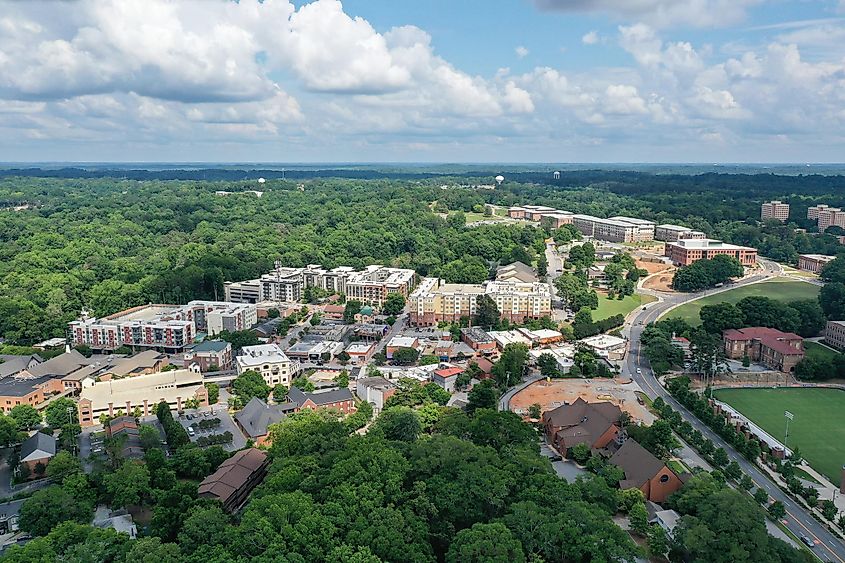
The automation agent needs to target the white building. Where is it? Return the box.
[236,344,300,387]
[571,214,655,243]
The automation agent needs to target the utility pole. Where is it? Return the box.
[784,410,794,448]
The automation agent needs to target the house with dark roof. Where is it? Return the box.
[608,439,684,503]
[182,340,232,371]
[723,327,804,372]
[0,355,42,379]
[19,432,57,478]
[198,448,269,513]
[542,398,623,454]
[287,386,356,414]
[0,373,64,414]
[234,397,294,446]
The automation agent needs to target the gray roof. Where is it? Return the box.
[610,439,670,490]
[191,340,230,353]
[0,373,57,397]
[20,432,57,462]
[234,397,287,438]
[25,350,90,378]
[0,355,42,379]
[288,386,354,407]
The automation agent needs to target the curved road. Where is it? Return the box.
[624,264,845,562]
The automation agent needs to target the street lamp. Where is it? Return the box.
[784,410,794,449]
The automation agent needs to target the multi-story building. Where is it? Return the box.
[761,201,789,222]
[797,254,836,273]
[818,208,845,233]
[808,204,834,221]
[541,213,574,229]
[654,224,707,242]
[77,368,209,426]
[571,214,655,242]
[224,263,416,308]
[408,277,552,326]
[824,321,845,351]
[665,238,757,267]
[355,377,396,415]
[235,343,300,387]
[67,301,257,353]
[723,327,804,373]
[182,340,233,371]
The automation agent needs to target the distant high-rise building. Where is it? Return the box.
[761,200,789,222]
[808,204,833,221]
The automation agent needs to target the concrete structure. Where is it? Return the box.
[287,386,356,414]
[609,439,684,503]
[797,254,835,274]
[488,330,533,350]
[518,328,564,347]
[68,301,256,352]
[385,336,420,359]
[234,397,293,446]
[818,208,845,232]
[93,507,137,539]
[824,321,845,351]
[542,398,623,453]
[225,263,416,308]
[665,238,757,267]
[182,340,233,371]
[19,432,56,477]
[541,213,575,229]
[496,261,538,283]
[236,344,300,387]
[432,366,463,392]
[723,327,804,373]
[355,377,396,415]
[808,204,834,220]
[571,215,655,242]
[508,205,570,222]
[198,448,269,513]
[285,340,343,363]
[761,201,790,222]
[408,277,552,326]
[529,345,575,374]
[655,224,706,242]
[579,334,627,360]
[77,368,208,426]
[345,342,375,365]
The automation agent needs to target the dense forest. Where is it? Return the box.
[2,170,844,344]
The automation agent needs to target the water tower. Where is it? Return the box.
[495,175,504,186]
[553,171,560,180]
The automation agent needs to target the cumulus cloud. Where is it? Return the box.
[582,31,600,44]
[515,45,530,58]
[532,0,763,28]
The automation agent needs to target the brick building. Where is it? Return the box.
[665,238,757,267]
[723,327,804,373]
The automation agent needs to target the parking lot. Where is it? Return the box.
[177,407,246,452]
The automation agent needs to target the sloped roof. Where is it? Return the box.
[288,386,354,407]
[198,448,267,504]
[0,355,41,379]
[234,397,287,438]
[191,340,230,353]
[25,350,89,377]
[544,398,622,447]
[610,439,670,489]
[20,431,57,462]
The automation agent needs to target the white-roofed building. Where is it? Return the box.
[236,343,300,386]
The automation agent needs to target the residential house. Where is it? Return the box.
[105,416,144,460]
[182,341,232,371]
[723,327,804,372]
[234,397,294,446]
[287,386,357,414]
[19,432,57,478]
[542,398,623,454]
[608,439,684,503]
[198,448,269,513]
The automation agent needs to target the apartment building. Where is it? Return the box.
[665,238,757,267]
[541,213,574,229]
[182,340,233,371]
[67,301,257,353]
[808,204,834,220]
[224,263,415,308]
[761,201,789,222]
[818,208,845,232]
[571,214,655,242]
[235,343,300,387]
[654,224,706,242]
[798,254,836,274]
[408,277,551,326]
[824,321,845,351]
[77,368,209,426]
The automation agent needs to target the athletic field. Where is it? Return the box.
[664,280,820,326]
[713,387,845,484]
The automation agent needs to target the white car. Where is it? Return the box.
[636,368,642,374]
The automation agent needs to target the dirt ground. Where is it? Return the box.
[511,378,656,423]
[635,259,672,275]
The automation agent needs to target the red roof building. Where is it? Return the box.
[723,327,804,373]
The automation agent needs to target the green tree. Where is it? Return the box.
[44,451,82,482]
[446,522,525,563]
[19,486,93,536]
[753,487,769,505]
[44,398,76,428]
[491,343,529,388]
[570,442,591,464]
[334,370,350,388]
[104,460,151,508]
[9,404,40,431]
[232,369,271,402]
[372,407,422,442]
[382,292,406,316]
[466,380,498,413]
[272,383,289,402]
[139,424,161,451]
[700,302,745,334]
[629,501,650,536]
[343,300,363,323]
[528,403,541,420]
[204,382,220,404]
[712,447,729,467]
[648,524,668,557]
[768,500,786,520]
[392,347,420,365]
[473,294,500,329]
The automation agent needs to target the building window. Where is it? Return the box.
[659,474,670,483]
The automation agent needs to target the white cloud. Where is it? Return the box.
[532,0,763,28]
[603,84,648,114]
[515,45,530,58]
[582,31,600,44]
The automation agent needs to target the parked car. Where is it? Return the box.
[549,455,562,462]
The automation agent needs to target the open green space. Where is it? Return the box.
[803,341,841,363]
[462,211,507,223]
[663,280,820,326]
[593,293,656,321]
[713,387,845,483]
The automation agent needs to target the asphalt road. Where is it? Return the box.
[625,270,845,562]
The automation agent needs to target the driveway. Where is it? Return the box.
[540,443,587,483]
[178,406,246,452]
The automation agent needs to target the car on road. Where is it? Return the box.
[800,536,815,548]
[549,455,562,462]
[636,368,642,374]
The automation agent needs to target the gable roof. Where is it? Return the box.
[191,340,230,353]
[198,448,267,504]
[723,327,804,356]
[234,397,287,438]
[433,367,463,378]
[544,398,622,447]
[20,432,57,462]
[25,350,90,378]
[288,385,354,407]
[471,357,494,373]
[0,355,42,379]
[609,439,671,490]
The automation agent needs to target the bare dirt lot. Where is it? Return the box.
[511,378,655,423]
[638,259,675,292]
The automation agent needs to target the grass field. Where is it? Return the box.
[663,280,820,325]
[804,341,841,363]
[594,293,656,321]
[713,387,845,483]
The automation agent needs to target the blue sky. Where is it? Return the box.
[1,0,844,162]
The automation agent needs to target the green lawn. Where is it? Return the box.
[713,387,845,483]
[593,293,656,321]
[804,341,841,363]
[663,280,820,326]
